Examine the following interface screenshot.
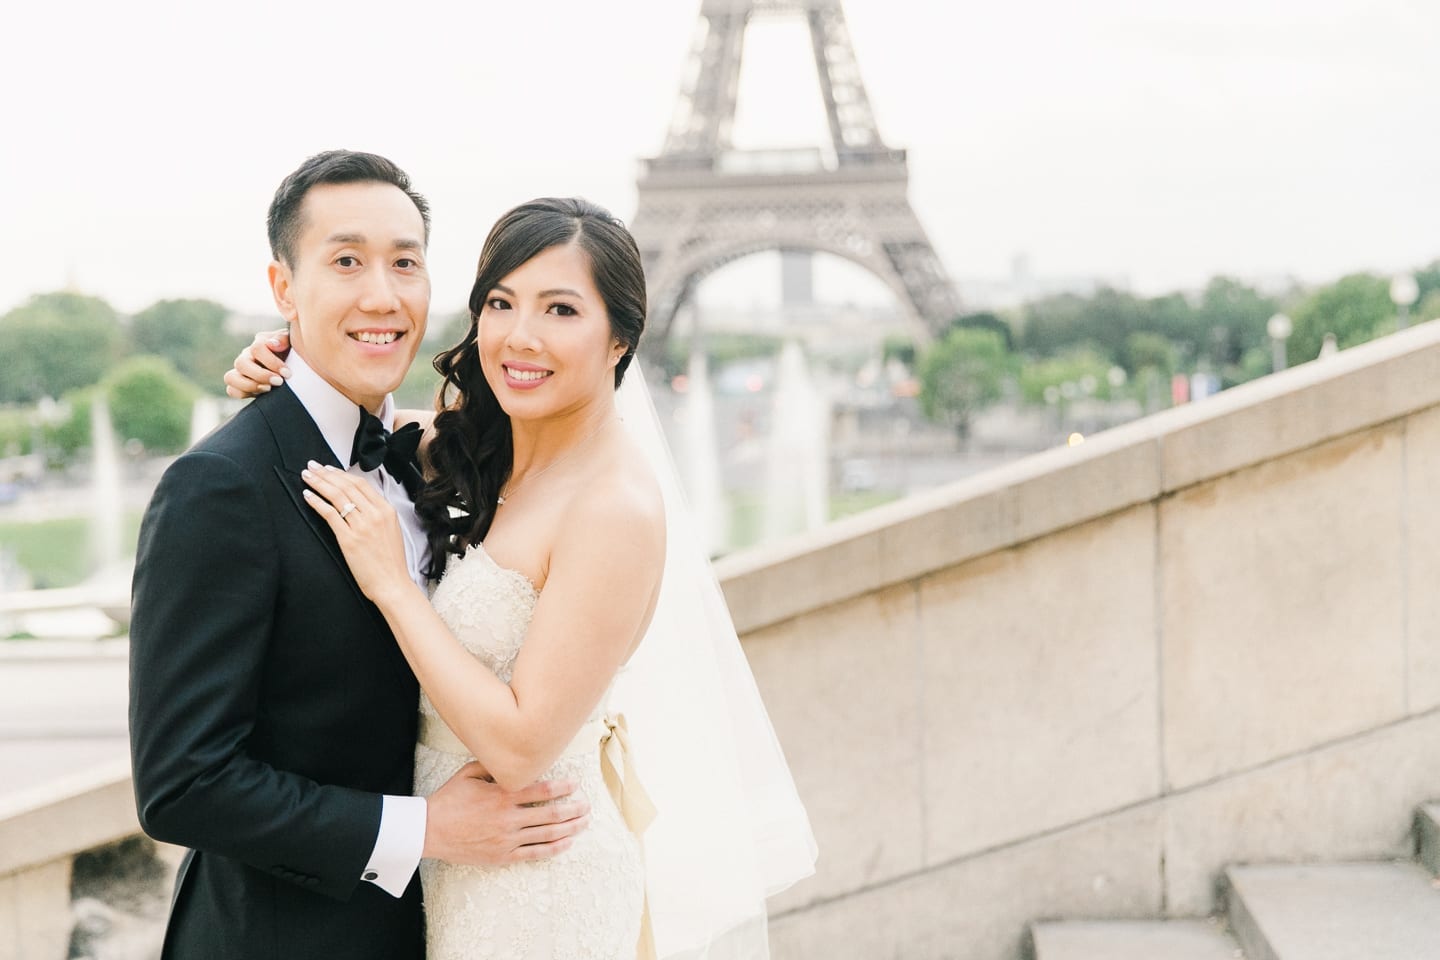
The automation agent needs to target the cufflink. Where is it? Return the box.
[364,871,378,881]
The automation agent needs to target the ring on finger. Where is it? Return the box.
[340,501,358,520]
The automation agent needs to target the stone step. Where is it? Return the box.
[1417,803,1440,876]
[1224,862,1440,960]
[1029,919,1241,960]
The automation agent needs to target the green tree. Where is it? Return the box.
[1125,332,1178,376]
[1413,260,1440,307]
[0,409,38,458]
[1414,289,1440,326]
[948,311,1015,351]
[1144,292,1197,364]
[45,390,97,463]
[1020,292,1098,360]
[130,298,246,393]
[1191,276,1276,369]
[1237,346,1274,384]
[1021,288,1159,373]
[918,328,1014,438]
[1408,261,1440,325]
[1289,273,1391,363]
[104,356,197,454]
[44,358,196,463]
[1017,348,1116,406]
[0,292,124,403]
[1016,278,1277,385]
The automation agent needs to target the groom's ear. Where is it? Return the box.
[268,260,299,323]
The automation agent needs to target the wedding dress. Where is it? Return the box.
[413,542,647,960]
[411,365,816,960]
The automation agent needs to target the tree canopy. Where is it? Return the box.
[129,298,245,394]
[1288,274,1392,363]
[0,292,124,403]
[918,327,1014,437]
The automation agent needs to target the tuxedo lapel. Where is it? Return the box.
[272,464,370,609]
[253,388,371,610]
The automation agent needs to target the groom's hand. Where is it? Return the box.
[422,761,591,866]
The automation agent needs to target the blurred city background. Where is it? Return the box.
[0,0,1435,593]
[3,0,1439,957]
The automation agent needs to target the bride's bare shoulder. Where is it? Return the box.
[394,408,436,432]
[561,443,665,559]
[394,409,438,453]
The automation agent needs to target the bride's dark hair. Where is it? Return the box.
[417,197,647,579]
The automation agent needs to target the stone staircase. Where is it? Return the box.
[1027,803,1440,960]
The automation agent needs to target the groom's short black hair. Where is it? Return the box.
[266,150,431,268]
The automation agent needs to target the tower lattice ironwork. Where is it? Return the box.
[631,0,960,350]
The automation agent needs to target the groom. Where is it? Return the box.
[129,151,590,959]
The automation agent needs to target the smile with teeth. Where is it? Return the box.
[351,331,401,345]
[505,366,552,382]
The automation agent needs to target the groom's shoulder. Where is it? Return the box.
[137,406,281,565]
[166,393,286,488]
[187,400,270,464]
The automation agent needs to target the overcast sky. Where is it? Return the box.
[1,0,1435,319]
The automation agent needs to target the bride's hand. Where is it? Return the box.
[300,463,413,605]
[224,329,292,399]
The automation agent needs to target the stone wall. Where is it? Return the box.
[9,322,1440,958]
[0,760,147,960]
[726,321,1440,958]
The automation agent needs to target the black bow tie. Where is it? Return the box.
[350,407,423,500]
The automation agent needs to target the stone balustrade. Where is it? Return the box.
[1,759,138,959]
[731,319,1440,957]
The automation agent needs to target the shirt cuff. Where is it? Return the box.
[362,794,427,898]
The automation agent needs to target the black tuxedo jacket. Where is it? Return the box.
[129,386,424,960]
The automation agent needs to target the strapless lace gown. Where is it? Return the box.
[412,544,646,960]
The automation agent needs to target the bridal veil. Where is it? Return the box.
[611,363,818,959]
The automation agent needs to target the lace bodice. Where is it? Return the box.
[426,543,541,684]
[412,543,644,960]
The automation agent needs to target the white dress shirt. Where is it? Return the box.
[284,349,429,898]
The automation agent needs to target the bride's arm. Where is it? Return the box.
[224,329,291,398]
[301,464,665,792]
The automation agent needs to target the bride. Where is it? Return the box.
[230,197,815,959]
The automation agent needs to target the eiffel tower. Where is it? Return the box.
[631,0,960,351]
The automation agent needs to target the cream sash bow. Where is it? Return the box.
[598,714,658,960]
[417,712,659,960]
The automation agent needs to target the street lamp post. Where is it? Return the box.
[1391,273,1419,330]
[1267,313,1292,373]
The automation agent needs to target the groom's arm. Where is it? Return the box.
[129,449,381,902]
